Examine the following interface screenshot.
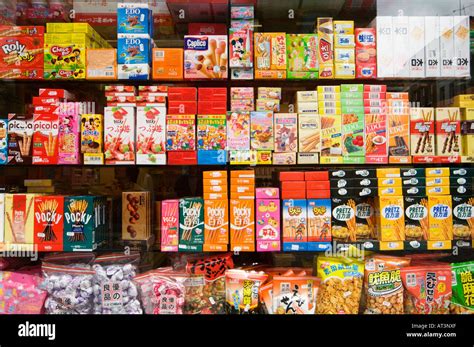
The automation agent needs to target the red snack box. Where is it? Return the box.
[33,105,60,115]
[0,26,44,37]
[104,91,136,97]
[306,181,330,190]
[198,101,227,115]
[188,23,227,35]
[32,113,59,165]
[356,64,377,79]
[137,92,167,99]
[106,95,137,106]
[136,95,167,107]
[363,85,387,93]
[281,190,306,199]
[168,87,197,101]
[198,88,227,101]
[38,89,74,99]
[281,181,306,191]
[32,97,62,106]
[34,195,64,252]
[363,92,386,100]
[104,85,136,93]
[279,171,305,181]
[168,101,197,115]
[138,85,168,93]
[167,151,197,165]
[304,171,329,181]
[307,190,331,199]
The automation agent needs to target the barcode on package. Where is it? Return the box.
[154,51,165,59]
[88,69,114,77]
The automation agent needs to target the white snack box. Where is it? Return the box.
[136,106,166,165]
[440,16,455,77]
[296,102,318,114]
[392,16,410,78]
[425,16,441,77]
[409,17,425,78]
[373,16,394,78]
[296,91,318,103]
[454,16,470,78]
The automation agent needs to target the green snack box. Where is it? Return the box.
[179,197,205,250]
[341,98,364,106]
[451,261,474,313]
[63,196,98,252]
[341,91,364,99]
[342,113,365,158]
[286,34,318,79]
[341,84,363,93]
[341,106,365,114]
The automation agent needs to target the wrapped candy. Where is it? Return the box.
[0,271,47,314]
[92,253,142,314]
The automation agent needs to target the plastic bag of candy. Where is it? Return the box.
[0,271,47,314]
[225,269,268,314]
[92,253,142,314]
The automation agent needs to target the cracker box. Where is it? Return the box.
[58,102,81,165]
[63,196,98,252]
[452,196,473,240]
[33,195,64,252]
[197,114,227,150]
[425,16,441,78]
[317,18,334,78]
[274,113,297,152]
[4,194,36,251]
[250,111,274,150]
[256,198,280,251]
[355,28,376,79]
[152,48,184,80]
[0,119,7,165]
[307,199,331,243]
[408,17,426,78]
[204,199,229,248]
[136,106,166,165]
[7,114,33,165]
[342,113,365,159]
[122,191,151,241]
[166,114,196,151]
[80,114,103,164]
[184,35,228,79]
[454,16,470,78]
[104,106,135,164]
[365,114,388,163]
[404,196,429,241]
[86,48,117,80]
[388,114,410,160]
[410,108,435,157]
[298,114,321,153]
[378,196,405,242]
[254,32,286,71]
[179,198,204,252]
[230,199,255,252]
[44,39,86,79]
[282,199,307,250]
[32,113,59,165]
[286,34,318,79]
[435,107,461,157]
[229,28,253,68]
[320,114,342,157]
[161,199,179,252]
[440,16,455,77]
[428,195,453,241]
[117,3,152,35]
[374,16,393,78]
[227,111,250,150]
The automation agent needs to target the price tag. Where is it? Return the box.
[427,240,451,250]
[379,241,404,251]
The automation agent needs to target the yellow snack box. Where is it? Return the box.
[376,168,401,178]
[427,186,451,196]
[426,177,450,187]
[427,195,453,240]
[378,196,405,241]
[378,177,402,187]
[425,167,450,177]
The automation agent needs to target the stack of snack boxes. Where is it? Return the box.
[435,107,462,163]
[178,197,204,252]
[254,32,286,79]
[44,23,110,79]
[274,113,298,165]
[297,91,320,164]
[355,27,376,79]
[166,87,197,165]
[317,18,334,79]
[197,88,227,165]
[117,3,153,80]
[364,85,388,163]
[306,171,332,250]
[387,92,411,164]
[453,95,474,162]
[341,84,365,164]
[286,33,318,79]
[318,85,342,163]
[256,187,280,251]
[230,170,255,251]
[334,21,355,79]
[203,171,229,251]
[152,47,183,80]
[184,34,228,79]
[229,5,254,80]
[228,87,253,164]
[410,107,435,163]
[256,87,281,113]
[0,26,44,79]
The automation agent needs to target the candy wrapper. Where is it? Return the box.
[0,271,46,314]
[225,269,267,314]
[450,261,474,314]
[92,253,142,314]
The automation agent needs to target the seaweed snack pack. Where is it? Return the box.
[450,261,474,314]
[400,264,452,314]
[364,255,410,314]
[225,269,268,314]
[316,256,364,314]
[273,275,320,314]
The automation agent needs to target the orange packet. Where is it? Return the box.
[273,276,320,314]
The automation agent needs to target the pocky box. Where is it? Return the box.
[136,106,166,165]
[365,114,388,163]
[166,114,196,151]
[7,114,33,165]
[197,114,227,150]
[298,114,321,153]
[282,199,307,248]
[184,35,228,79]
[204,199,229,248]
[428,195,453,241]
[452,196,473,240]
[227,111,250,150]
[250,111,274,150]
[33,195,64,252]
[104,106,135,164]
[161,199,179,252]
[229,28,253,68]
[58,102,81,165]
[256,197,280,252]
[179,197,204,251]
[32,113,59,165]
[4,194,36,251]
[274,113,297,152]
[230,199,255,252]
[307,199,331,243]
[63,196,97,252]
[0,119,7,164]
[286,34,318,79]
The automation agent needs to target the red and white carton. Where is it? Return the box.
[33,195,64,252]
[38,89,74,100]
[355,28,376,78]
[104,106,135,165]
[136,106,166,165]
[32,113,59,165]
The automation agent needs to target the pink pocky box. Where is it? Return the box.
[161,199,179,252]
[104,106,135,165]
[227,111,250,150]
[136,106,166,165]
[256,191,280,252]
[58,102,81,165]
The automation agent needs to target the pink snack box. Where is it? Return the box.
[256,197,281,252]
[161,199,180,252]
[227,111,250,150]
[58,102,81,165]
[255,187,280,199]
[230,87,254,100]
[0,271,46,314]
[184,35,228,79]
[104,106,135,165]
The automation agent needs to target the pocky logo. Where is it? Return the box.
[185,37,208,50]
[162,215,177,224]
[207,206,225,225]
[50,45,73,57]
[35,211,62,224]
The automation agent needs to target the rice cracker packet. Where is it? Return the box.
[450,261,474,314]
[364,255,410,314]
[273,275,320,314]
[401,264,452,314]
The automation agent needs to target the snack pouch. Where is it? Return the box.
[450,261,474,314]
[273,275,320,314]
[364,255,410,314]
[400,264,452,314]
[316,255,364,314]
[225,269,268,314]
[0,271,47,314]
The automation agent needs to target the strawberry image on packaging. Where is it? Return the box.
[32,113,59,165]
[136,106,166,165]
[104,106,135,164]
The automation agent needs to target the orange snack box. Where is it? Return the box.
[204,185,228,193]
[203,171,227,179]
[230,199,255,251]
[203,192,228,200]
[152,48,183,80]
[231,177,255,186]
[203,178,226,186]
[204,199,229,247]
[86,49,117,80]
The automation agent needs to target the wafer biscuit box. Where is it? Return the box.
[317,18,334,78]
[32,113,59,165]
[33,195,64,252]
[230,199,255,252]
[298,114,321,153]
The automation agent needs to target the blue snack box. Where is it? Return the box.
[197,150,227,165]
[117,3,153,36]
[117,34,151,65]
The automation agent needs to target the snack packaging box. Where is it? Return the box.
[250,111,274,150]
[136,106,166,165]
[377,196,405,242]
[355,28,376,79]
[161,199,179,252]
[166,114,196,151]
[204,199,229,248]
[104,106,135,164]
[122,191,151,241]
[117,3,152,35]
[298,114,321,153]
[63,196,98,252]
[254,32,286,71]
[4,194,36,251]
[86,49,117,80]
[320,114,342,157]
[307,199,331,243]
[435,107,461,157]
[256,98,280,112]
[410,107,435,157]
[227,111,250,150]
[32,113,59,165]
[230,199,255,252]
[229,28,253,68]
[0,119,7,164]
[184,35,228,79]
[428,195,453,241]
[404,196,429,241]
[179,197,204,252]
[117,34,151,65]
[197,114,227,150]
[58,102,81,165]
[334,20,354,35]
[330,196,357,242]
[452,196,473,240]
[33,195,64,252]
[317,17,334,78]
[152,48,183,80]
[43,38,87,79]
[80,114,103,164]
[274,113,297,152]
[440,16,455,77]
[454,16,470,78]
[273,275,319,314]
[373,16,393,77]
[392,16,410,77]
[258,87,281,100]
[365,114,388,164]
[118,63,150,80]
[230,6,254,20]
[408,17,426,78]
[296,91,318,102]
[256,198,280,251]
[286,34,318,79]
[388,114,410,161]
[342,113,365,159]
[282,199,307,250]
[425,16,441,78]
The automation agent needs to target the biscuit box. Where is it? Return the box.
[428,195,453,241]
[122,191,151,241]
[250,111,274,150]
[184,35,228,79]
[7,114,34,165]
[230,199,255,252]
[404,196,429,241]
[179,197,205,252]
[452,196,473,240]
[377,196,405,242]
[161,199,179,252]
[307,199,331,243]
[136,106,166,165]
[274,113,297,152]
[63,196,98,252]
[166,114,196,151]
[33,195,64,252]
[80,114,103,165]
[117,34,151,65]
[197,114,227,150]
[298,114,321,153]
[117,3,153,35]
[256,197,280,251]
[286,34,318,79]
[104,106,135,164]
[86,49,117,80]
[58,102,81,165]
[204,199,229,246]
[229,28,253,68]
[4,194,36,251]
[32,113,59,165]
[227,111,250,150]
[152,48,183,80]
[282,199,307,250]
[44,39,86,79]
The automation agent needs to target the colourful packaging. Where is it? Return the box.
[117,3,152,35]
[230,199,255,252]
[184,35,228,79]
[80,114,103,164]
[86,48,117,80]
[435,107,461,157]
[161,200,179,252]
[274,113,297,152]
[0,119,7,165]
[307,199,331,243]
[256,198,280,251]
[32,113,59,165]
[104,106,135,164]
[378,196,405,241]
[0,271,46,314]
[204,199,229,248]
[229,28,253,68]
[452,196,473,240]
[320,114,342,157]
[317,18,334,78]
[250,111,274,150]
[4,194,36,251]
[152,48,184,80]
[342,113,365,159]
[197,114,227,150]
[44,38,86,79]
[7,114,33,165]
[226,111,250,151]
[63,196,98,252]
[388,114,410,160]
[273,276,319,314]
[33,195,64,252]
[410,108,435,157]
[286,34,318,79]
[282,199,307,248]
[355,28,376,79]
[450,261,474,314]
[179,198,205,251]
[122,191,151,241]
[298,114,321,153]
[166,114,196,151]
[136,106,166,165]
[117,34,151,65]
[58,102,81,165]
[365,114,388,163]
[225,270,267,314]
[428,195,453,241]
